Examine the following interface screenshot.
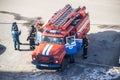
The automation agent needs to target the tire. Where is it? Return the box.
[36,66,41,69]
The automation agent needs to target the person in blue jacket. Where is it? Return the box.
[11,22,21,50]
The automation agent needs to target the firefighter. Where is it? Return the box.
[36,28,44,45]
[82,35,90,59]
[36,19,43,32]
[27,25,36,50]
[36,19,43,44]
[11,22,21,50]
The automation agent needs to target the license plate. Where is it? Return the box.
[41,64,48,67]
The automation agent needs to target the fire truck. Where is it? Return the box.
[32,4,90,69]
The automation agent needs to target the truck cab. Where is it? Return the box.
[31,4,90,69]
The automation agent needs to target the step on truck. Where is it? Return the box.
[31,4,90,69]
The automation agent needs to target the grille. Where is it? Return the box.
[36,54,54,64]
[40,56,49,63]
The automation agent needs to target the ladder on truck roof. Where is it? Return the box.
[53,7,73,27]
[50,4,73,27]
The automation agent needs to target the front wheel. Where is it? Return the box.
[36,66,41,69]
[58,58,68,71]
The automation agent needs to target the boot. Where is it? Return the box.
[82,54,87,59]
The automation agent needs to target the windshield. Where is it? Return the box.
[41,35,64,44]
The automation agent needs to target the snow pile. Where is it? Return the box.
[107,67,120,79]
[83,67,120,80]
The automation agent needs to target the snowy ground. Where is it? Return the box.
[0,62,120,80]
[0,0,120,80]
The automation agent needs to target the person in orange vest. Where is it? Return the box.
[36,28,44,45]
[35,19,43,31]
[35,19,44,44]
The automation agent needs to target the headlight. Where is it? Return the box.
[55,60,59,63]
[33,57,36,61]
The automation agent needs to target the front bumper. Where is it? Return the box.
[32,62,61,69]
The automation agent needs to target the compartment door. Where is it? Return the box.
[65,36,77,54]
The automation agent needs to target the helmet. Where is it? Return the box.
[31,25,34,28]
[12,22,16,26]
[36,20,42,26]
[13,22,16,25]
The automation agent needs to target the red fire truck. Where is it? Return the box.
[32,4,90,69]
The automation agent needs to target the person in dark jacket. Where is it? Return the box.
[11,22,21,50]
[27,25,36,50]
[82,36,89,59]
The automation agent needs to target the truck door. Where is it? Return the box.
[65,36,77,54]
[72,29,83,51]
[70,30,83,51]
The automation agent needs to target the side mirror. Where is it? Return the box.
[66,36,75,44]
